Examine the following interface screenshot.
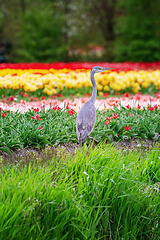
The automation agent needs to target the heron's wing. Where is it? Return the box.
[76,102,96,143]
[77,103,96,132]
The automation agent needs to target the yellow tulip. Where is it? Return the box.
[104,85,109,91]
[52,88,57,94]
[57,82,64,90]
[142,81,149,88]
[0,67,159,95]
[97,84,103,91]
[98,91,103,96]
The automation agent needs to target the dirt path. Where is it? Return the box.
[0,139,159,165]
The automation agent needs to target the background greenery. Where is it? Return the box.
[0,0,160,63]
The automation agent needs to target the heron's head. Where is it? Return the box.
[91,66,114,74]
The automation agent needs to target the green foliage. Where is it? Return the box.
[142,149,160,183]
[16,6,67,62]
[92,106,160,142]
[0,108,77,149]
[0,106,160,151]
[1,0,160,62]
[0,144,159,239]
[114,0,160,62]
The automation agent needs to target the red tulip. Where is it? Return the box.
[34,108,40,112]
[105,121,109,125]
[137,103,141,109]
[125,126,131,131]
[53,106,61,110]
[112,113,119,119]
[148,107,154,111]
[126,104,130,109]
[2,112,7,117]
[68,109,74,115]
[35,114,42,120]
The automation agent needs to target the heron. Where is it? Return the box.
[76,66,113,144]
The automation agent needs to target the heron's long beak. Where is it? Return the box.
[101,67,114,72]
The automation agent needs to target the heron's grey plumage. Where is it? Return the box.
[76,66,113,144]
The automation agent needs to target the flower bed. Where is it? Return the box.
[1,61,160,70]
[0,62,160,96]
[0,93,160,113]
[1,103,160,150]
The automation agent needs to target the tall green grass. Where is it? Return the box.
[0,144,159,239]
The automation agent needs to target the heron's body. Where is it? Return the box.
[76,100,96,144]
[76,66,113,144]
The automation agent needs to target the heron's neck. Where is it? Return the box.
[90,71,97,104]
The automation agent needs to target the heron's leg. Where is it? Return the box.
[87,136,98,143]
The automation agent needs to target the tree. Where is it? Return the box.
[0,0,24,61]
[86,0,117,61]
[16,2,67,62]
[114,0,160,62]
[62,0,106,58]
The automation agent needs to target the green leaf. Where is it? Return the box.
[0,146,12,155]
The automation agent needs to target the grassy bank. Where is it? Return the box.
[0,144,159,239]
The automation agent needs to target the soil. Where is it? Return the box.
[0,138,159,164]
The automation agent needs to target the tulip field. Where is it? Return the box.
[1,62,160,95]
[0,62,160,240]
[1,62,160,149]
[1,62,160,112]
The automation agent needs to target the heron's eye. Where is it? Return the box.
[99,67,101,70]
